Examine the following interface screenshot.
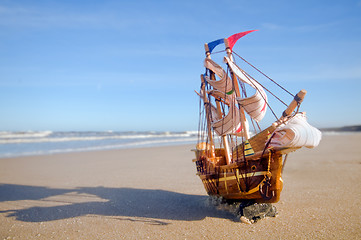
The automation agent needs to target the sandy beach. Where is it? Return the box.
[1,134,360,239]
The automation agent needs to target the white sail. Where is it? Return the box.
[269,112,322,150]
[204,58,234,94]
[208,90,249,136]
[224,57,268,122]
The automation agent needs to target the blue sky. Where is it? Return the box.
[0,0,360,131]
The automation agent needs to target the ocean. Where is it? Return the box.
[0,131,198,158]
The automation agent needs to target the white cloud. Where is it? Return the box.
[261,20,345,33]
[0,4,132,30]
[273,63,361,83]
[261,23,284,30]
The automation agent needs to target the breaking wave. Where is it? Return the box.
[0,131,198,158]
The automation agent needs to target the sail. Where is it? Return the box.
[207,102,221,122]
[204,58,234,94]
[208,90,248,136]
[269,112,322,150]
[224,57,268,122]
[196,91,220,122]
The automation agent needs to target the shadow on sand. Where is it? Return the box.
[0,184,234,224]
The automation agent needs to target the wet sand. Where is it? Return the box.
[1,134,360,239]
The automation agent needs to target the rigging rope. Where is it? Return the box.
[210,50,226,55]
[227,57,281,121]
[242,70,289,107]
[232,51,295,97]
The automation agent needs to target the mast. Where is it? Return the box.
[205,43,232,164]
[224,38,250,139]
[200,74,216,158]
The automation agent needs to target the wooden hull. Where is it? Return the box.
[193,149,283,203]
[194,152,283,203]
[193,127,284,203]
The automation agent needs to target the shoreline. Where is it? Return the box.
[1,134,360,239]
[0,141,197,159]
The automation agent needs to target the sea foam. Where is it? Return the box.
[0,131,198,158]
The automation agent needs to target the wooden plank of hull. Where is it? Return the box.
[265,153,283,203]
[196,153,284,203]
[233,125,277,160]
[199,172,264,197]
[199,177,282,202]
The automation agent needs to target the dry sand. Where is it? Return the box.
[1,134,360,239]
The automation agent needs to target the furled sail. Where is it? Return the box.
[196,89,220,121]
[269,112,322,150]
[207,102,221,122]
[204,58,234,94]
[208,90,249,136]
[224,57,268,122]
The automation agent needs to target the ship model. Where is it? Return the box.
[193,30,321,203]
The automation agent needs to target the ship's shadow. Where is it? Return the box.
[0,184,234,223]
